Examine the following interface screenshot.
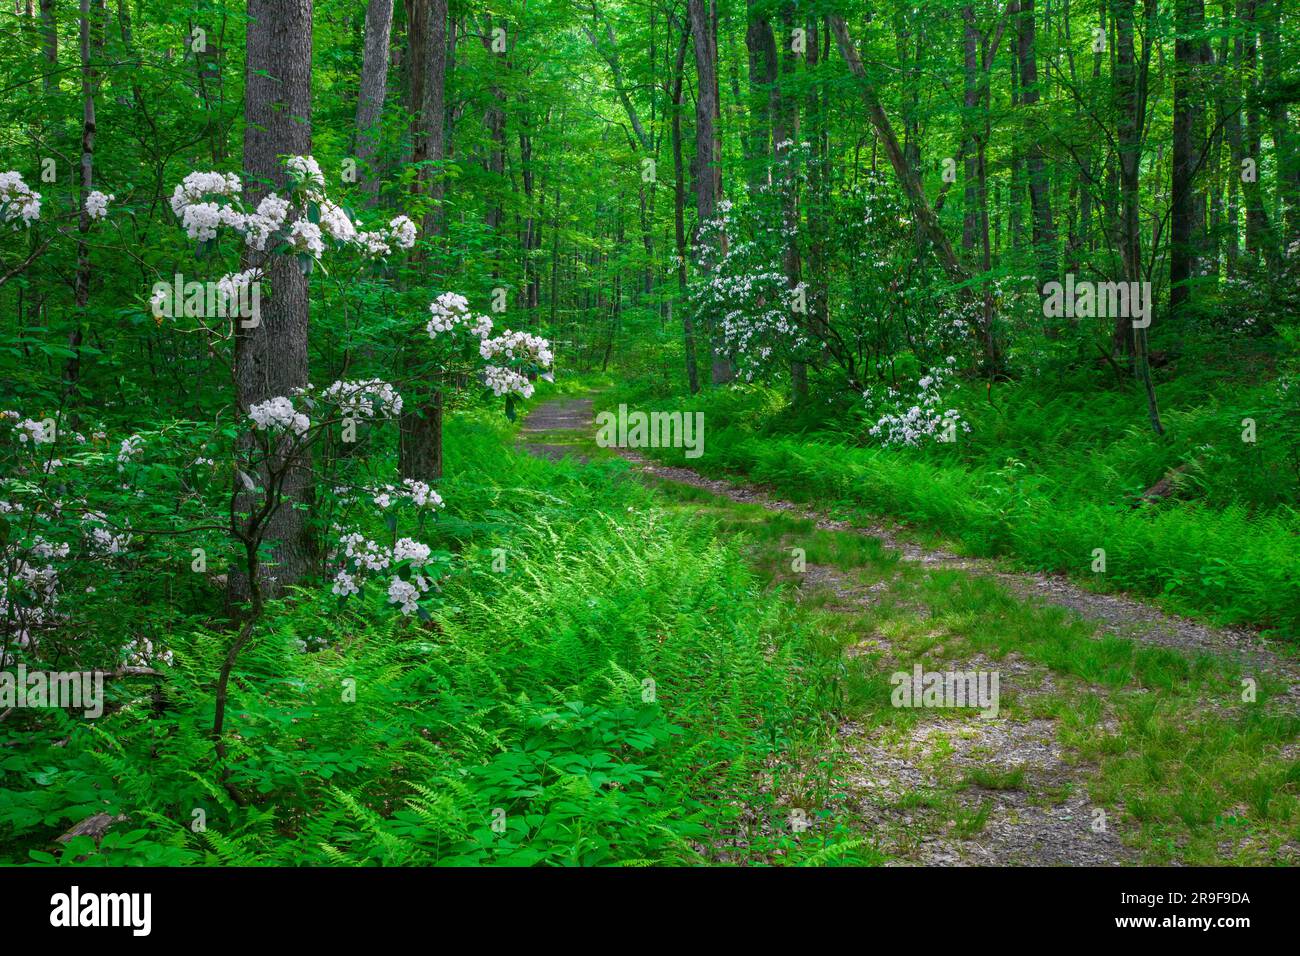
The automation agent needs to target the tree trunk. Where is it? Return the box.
[775,4,805,404]
[1016,0,1057,315]
[830,14,1002,372]
[1261,0,1297,247]
[354,0,393,201]
[64,0,98,391]
[1238,0,1270,258]
[671,21,699,394]
[233,0,316,599]
[1171,0,1210,316]
[744,0,776,195]
[399,0,449,483]
[830,16,964,281]
[688,0,731,384]
[1111,0,1164,434]
[40,0,57,97]
[961,7,980,255]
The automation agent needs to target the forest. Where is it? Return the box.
[0,0,1297,874]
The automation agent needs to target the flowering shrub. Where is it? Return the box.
[689,195,808,383]
[860,359,970,447]
[84,190,113,221]
[419,291,554,411]
[0,411,215,669]
[166,156,414,270]
[0,171,42,228]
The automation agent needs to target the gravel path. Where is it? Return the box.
[518,395,1298,865]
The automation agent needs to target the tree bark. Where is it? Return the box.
[233,0,316,598]
[688,0,731,384]
[671,21,699,394]
[1016,0,1057,307]
[399,0,449,483]
[64,0,98,391]
[354,0,393,201]
[1171,0,1210,316]
[830,16,965,282]
[830,14,1003,372]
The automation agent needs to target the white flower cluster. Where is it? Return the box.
[127,637,174,667]
[426,292,494,340]
[243,193,291,251]
[117,434,143,466]
[285,154,325,195]
[319,379,404,420]
[82,512,132,555]
[355,230,392,257]
[388,215,417,250]
[338,532,392,571]
[169,170,242,216]
[331,532,439,616]
[400,478,442,509]
[217,268,262,309]
[167,160,414,258]
[371,478,444,511]
[483,365,534,399]
[479,329,555,368]
[319,199,356,243]
[85,190,114,221]
[287,218,325,257]
[248,396,310,436]
[0,171,41,228]
[863,360,970,447]
[170,171,244,241]
[1,535,69,650]
[14,418,54,444]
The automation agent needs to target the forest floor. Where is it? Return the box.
[519,396,1300,866]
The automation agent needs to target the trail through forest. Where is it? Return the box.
[521,395,1300,865]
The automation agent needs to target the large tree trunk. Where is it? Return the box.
[63,0,99,390]
[399,0,449,483]
[830,16,963,280]
[961,6,980,255]
[233,0,316,598]
[40,0,57,96]
[775,4,805,404]
[1238,0,1270,258]
[1111,0,1164,434]
[1171,0,1210,317]
[354,0,393,201]
[743,0,776,195]
[1016,0,1056,311]
[671,21,699,394]
[1111,0,1142,355]
[480,12,507,243]
[688,0,731,384]
[1261,0,1297,247]
[1223,0,1243,277]
[804,16,830,368]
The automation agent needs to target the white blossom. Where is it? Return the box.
[85,190,114,221]
[0,171,42,227]
[248,396,310,435]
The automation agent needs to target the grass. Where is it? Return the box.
[625,467,1300,864]
[597,357,1300,638]
[0,411,880,867]
[18,389,1275,866]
